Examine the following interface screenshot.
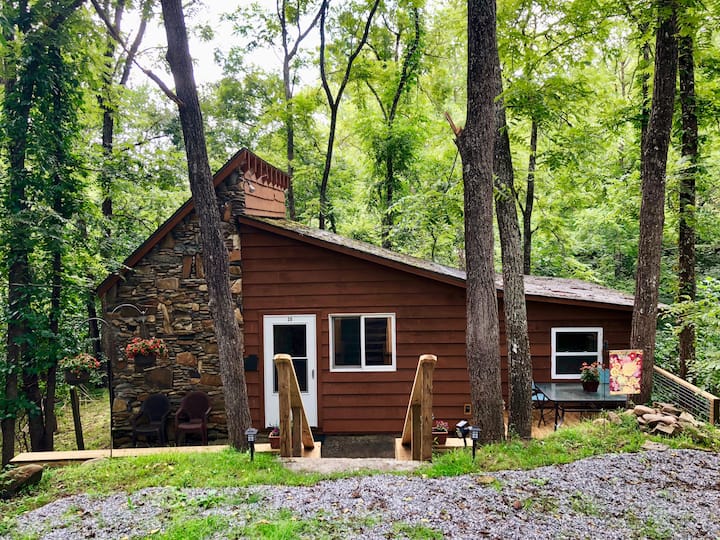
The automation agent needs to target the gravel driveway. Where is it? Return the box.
[7,449,720,539]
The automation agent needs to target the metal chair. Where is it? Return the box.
[131,393,171,447]
[175,391,211,445]
[531,382,552,427]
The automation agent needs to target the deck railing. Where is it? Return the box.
[653,365,720,424]
[274,354,315,457]
[401,354,437,461]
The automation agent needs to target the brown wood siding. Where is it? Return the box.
[241,224,632,434]
[241,224,467,433]
[243,182,286,218]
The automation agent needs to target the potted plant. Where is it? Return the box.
[580,361,600,392]
[432,419,449,445]
[59,353,101,385]
[125,337,167,369]
[268,426,280,449]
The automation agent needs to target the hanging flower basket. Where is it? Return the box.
[59,353,100,385]
[125,337,167,360]
[64,370,91,385]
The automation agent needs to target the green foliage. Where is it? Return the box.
[657,277,720,394]
[422,413,720,478]
[392,522,444,539]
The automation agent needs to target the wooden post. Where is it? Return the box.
[419,355,434,461]
[411,402,421,460]
[401,354,437,461]
[291,406,302,457]
[274,353,315,458]
[69,387,85,450]
[277,355,292,457]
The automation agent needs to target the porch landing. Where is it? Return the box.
[10,442,321,467]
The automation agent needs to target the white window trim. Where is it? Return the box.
[329,313,397,372]
[551,327,603,380]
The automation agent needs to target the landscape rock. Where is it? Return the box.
[0,464,43,499]
[632,405,655,416]
[640,441,668,451]
[633,401,704,438]
[657,403,681,415]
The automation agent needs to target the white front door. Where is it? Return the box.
[263,314,317,427]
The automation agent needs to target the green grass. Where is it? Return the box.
[53,387,112,450]
[2,408,719,538]
[0,386,111,459]
[421,412,720,477]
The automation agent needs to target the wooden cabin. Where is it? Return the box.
[98,149,633,445]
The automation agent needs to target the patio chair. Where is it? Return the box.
[175,391,211,446]
[131,393,171,447]
[531,382,552,427]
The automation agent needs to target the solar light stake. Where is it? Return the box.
[245,428,258,461]
[469,426,481,460]
[455,420,469,447]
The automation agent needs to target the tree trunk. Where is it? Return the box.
[631,0,678,403]
[160,0,251,449]
[2,36,35,467]
[318,106,337,230]
[318,0,379,230]
[677,31,697,380]
[493,65,532,440]
[283,47,297,220]
[381,156,395,249]
[456,0,504,444]
[640,35,652,164]
[523,119,537,275]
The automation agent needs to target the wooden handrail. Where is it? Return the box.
[401,354,437,461]
[654,365,720,424]
[274,354,315,457]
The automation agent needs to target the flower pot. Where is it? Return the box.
[432,431,448,445]
[133,354,156,372]
[269,434,280,449]
[582,380,599,392]
[64,370,90,385]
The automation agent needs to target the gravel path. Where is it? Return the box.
[7,449,720,539]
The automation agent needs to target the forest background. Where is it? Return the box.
[1,0,720,451]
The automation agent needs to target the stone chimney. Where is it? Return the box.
[238,151,288,218]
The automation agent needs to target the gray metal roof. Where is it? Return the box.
[245,216,635,310]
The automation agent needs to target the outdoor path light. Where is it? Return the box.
[455,420,469,447]
[245,428,258,461]
[469,426,481,460]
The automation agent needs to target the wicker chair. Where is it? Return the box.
[131,393,171,447]
[175,391,211,446]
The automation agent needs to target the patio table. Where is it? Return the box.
[534,382,628,430]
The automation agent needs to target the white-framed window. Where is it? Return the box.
[551,327,603,379]
[329,313,396,372]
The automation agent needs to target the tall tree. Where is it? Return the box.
[160,0,252,449]
[359,2,423,248]
[1,0,86,465]
[318,0,380,230]
[677,20,697,379]
[492,60,532,439]
[631,0,678,403]
[452,0,505,443]
[279,0,323,219]
[225,0,322,219]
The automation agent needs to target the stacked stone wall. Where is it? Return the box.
[106,174,245,447]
